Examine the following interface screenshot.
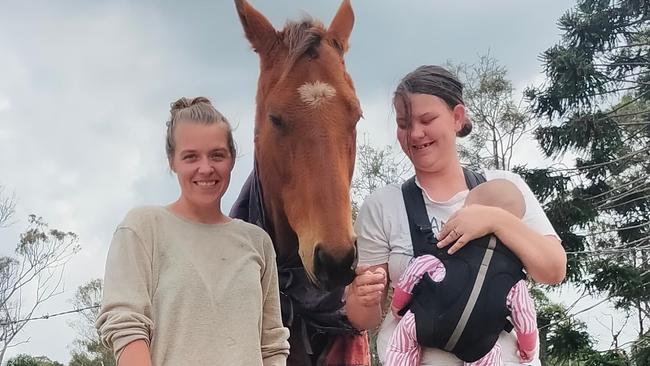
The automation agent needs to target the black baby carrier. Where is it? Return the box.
[398,168,526,362]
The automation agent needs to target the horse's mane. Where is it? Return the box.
[281,17,326,69]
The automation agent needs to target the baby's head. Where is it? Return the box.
[465,179,525,218]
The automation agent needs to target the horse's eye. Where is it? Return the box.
[269,115,283,128]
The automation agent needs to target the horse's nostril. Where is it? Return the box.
[313,244,356,290]
[315,245,327,266]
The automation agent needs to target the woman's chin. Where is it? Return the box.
[412,158,441,173]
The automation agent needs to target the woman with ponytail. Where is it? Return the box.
[345,66,566,365]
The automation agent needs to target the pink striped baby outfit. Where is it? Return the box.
[385,255,537,366]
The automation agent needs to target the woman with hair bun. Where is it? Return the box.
[345,65,566,365]
[96,97,289,366]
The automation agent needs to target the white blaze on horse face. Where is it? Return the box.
[298,81,336,108]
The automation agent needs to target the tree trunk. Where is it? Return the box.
[492,127,499,169]
[0,345,7,365]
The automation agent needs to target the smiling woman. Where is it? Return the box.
[165,97,237,224]
[95,97,290,366]
[346,66,566,366]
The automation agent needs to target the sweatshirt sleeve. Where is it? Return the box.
[259,234,290,366]
[96,226,155,361]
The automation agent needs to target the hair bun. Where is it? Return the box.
[170,97,192,115]
[170,97,213,116]
[190,96,211,106]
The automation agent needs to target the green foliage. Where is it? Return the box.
[632,332,650,366]
[532,288,596,365]
[583,350,630,366]
[6,354,63,366]
[589,260,650,309]
[368,331,381,366]
[67,279,115,366]
[351,141,411,220]
[69,339,115,366]
[452,54,534,170]
[514,167,595,281]
[0,215,80,365]
[525,0,650,363]
[547,319,593,362]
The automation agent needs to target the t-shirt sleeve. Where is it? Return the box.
[354,191,391,266]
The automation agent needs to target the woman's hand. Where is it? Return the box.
[349,265,387,307]
[345,264,388,330]
[436,204,503,254]
[437,204,566,284]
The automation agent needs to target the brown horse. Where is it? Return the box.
[231,0,367,365]
[234,0,360,290]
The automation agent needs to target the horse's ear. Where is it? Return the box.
[327,0,354,54]
[234,0,277,55]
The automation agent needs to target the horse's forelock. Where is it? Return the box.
[282,18,326,68]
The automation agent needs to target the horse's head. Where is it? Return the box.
[235,0,361,290]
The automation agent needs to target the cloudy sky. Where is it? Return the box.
[1,0,622,363]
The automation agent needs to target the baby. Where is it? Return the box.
[385,179,538,366]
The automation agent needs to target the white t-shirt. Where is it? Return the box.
[354,170,559,366]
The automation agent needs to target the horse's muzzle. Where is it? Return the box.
[313,243,357,290]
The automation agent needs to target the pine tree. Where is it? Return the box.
[524,0,650,361]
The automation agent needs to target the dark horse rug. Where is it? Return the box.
[230,169,370,366]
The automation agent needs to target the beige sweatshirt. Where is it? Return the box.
[96,206,290,366]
